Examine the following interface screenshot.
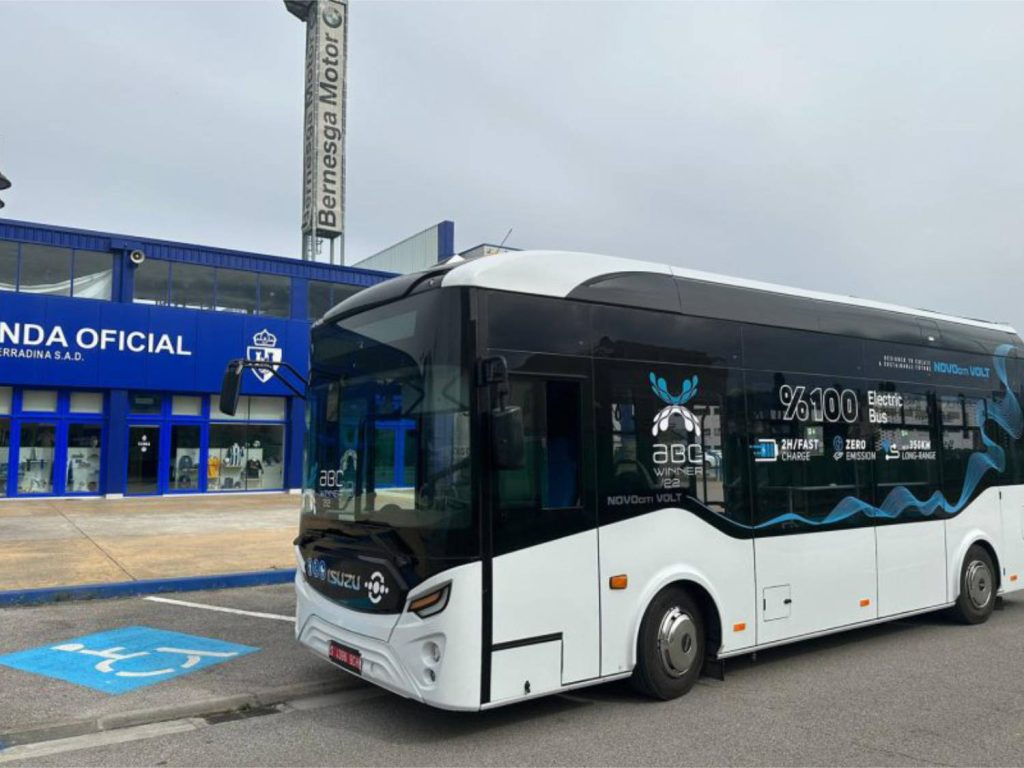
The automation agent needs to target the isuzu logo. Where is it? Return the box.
[305,558,392,603]
[366,571,389,605]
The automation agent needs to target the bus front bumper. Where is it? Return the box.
[294,561,484,711]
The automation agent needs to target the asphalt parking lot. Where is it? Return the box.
[1,586,1023,767]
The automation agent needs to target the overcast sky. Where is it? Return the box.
[2,1,1023,330]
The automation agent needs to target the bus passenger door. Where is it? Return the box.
[487,372,600,703]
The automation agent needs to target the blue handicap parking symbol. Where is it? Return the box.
[0,626,258,694]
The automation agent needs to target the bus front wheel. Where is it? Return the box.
[632,586,705,700]
[952,544,997,625]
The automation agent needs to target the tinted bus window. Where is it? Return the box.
[486,291,589,357]
[743,325,865,378]
[745,371,875,533]
[591,304,742,368]
[870,385,940,521]
[594,360,751,531]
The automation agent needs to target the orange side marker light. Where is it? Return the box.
[609,574,628,590]
[732,622,747,633]
[859,598,871,607]
[1010,574,1019,583]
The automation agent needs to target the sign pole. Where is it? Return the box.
[287,0,347,264]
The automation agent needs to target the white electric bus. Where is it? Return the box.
[223,250,1024,710]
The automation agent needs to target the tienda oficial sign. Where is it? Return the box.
[0,322,192,362]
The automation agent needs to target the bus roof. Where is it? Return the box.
[441,250,1017,335]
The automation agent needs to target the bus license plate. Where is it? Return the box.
[328,641,362,674]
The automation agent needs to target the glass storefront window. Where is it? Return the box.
[245,424,285,489]
[170,263,216,310]
[209,422,285,491]
[19,245,72,297]
[17,423,56,494]
[209,423,248,491]
[72,251,113,301]
[0,387,11,415]
[66,424,102,494]
[214,395,249,421]
[248,397,286,421]
[130,392,163,415]
[259,274,290,318]
[70,391,104,414]
[22,390,58,413]
[133,260,170,305]
[215,268,258,314]
[170,424,201,491]
[0,420,9,497]
[172,396,203,416]
[0,242,17,293]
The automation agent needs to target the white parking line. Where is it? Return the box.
[143,596,295,623]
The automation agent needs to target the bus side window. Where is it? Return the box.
[494,378,586,555]
[497,379,581,511]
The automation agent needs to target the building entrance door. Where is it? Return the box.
[127,425,161,495]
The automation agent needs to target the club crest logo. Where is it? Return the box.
[247,329,282,384]
[649,372,701,437]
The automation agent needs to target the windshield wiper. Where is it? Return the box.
[296,522,411,567]
[293,524,362,548]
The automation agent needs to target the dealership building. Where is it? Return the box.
[0,218,467,499]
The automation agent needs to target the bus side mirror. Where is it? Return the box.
[220,360,244,416]
[492,406,525,470]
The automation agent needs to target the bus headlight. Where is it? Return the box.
[407,583,451,618]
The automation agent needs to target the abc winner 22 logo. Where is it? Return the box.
[649,372,701,437]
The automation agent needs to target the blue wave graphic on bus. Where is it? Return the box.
[754,344,1023,530]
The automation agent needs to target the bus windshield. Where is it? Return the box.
[302,289,475,555]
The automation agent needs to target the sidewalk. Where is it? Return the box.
[0,494,298,593]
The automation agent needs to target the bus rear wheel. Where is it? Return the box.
[952,545,996,625]
[632,586,705,700]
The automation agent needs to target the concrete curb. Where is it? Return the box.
[0,569,297,607]
[0,679,351,748]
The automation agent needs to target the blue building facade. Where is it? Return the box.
[0,219,394,498]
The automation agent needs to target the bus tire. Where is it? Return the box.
[952,544,996,625]
[632,586,705,700]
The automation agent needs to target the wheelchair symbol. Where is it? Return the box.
[52,642,240,678]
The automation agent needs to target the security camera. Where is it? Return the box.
[129,249,146,266]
